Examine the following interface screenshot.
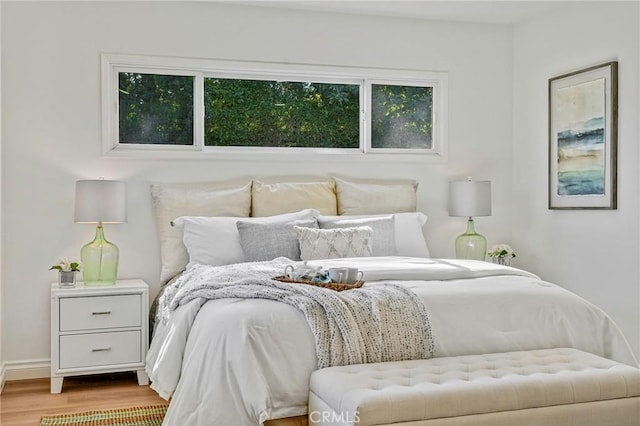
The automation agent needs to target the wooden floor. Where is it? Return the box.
[0,372,168,426]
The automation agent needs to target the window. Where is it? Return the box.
[103,55,447,158]
[203,78,360,148]
[119,73,194,145]
[370,83,433,150]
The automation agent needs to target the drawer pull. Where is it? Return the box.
[91,347,112,352]
[91,311,112,315]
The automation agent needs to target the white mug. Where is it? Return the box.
[328,268,348,283]
[329,267,363,284]
[345,267,364,284]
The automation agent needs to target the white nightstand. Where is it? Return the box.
[50,279,149,393]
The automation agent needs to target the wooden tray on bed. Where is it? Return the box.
[273,276,364,291]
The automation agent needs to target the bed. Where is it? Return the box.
[144,177,637,426]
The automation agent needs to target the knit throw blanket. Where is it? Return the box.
[157,258,435,368]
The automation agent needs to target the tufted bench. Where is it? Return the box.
[309,348,640,425]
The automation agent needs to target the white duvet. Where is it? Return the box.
[146,257,637,426]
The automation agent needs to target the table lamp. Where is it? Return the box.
[74,179,127,286]
[448,178,492,260]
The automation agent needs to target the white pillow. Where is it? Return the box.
[393,212,431,258]
[334,177,418,215]
[251,180,337,217]
[295,226,373,261]
[318,216,396,256]
[318,212,430,258]
[150,181,252,284]
[172,209,320,268]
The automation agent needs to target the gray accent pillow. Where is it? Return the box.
[237,219,318,262]
[319,216,396,256]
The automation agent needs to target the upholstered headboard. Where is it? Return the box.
[151,177,422,284]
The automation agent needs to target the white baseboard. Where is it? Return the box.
[3,358,50,382]
[0,362,6,393]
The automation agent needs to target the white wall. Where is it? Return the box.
[1,2,514,370]
[513,2,640,357]
[0,0,4,390]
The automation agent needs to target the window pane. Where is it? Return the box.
[119,73,194,145]
[204,78,359,148]
[371,84,433,149]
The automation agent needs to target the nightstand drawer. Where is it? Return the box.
[59,330,141,369]
[59,295,141,331]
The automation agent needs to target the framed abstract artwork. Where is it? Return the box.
[548,61,618,209]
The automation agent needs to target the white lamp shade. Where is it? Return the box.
[448,180,492,217]
[74,180,127,223]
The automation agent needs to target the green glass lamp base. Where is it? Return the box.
[81,225,119,286]
[455,218,487,260]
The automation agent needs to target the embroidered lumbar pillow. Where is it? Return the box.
[294,226,373,261]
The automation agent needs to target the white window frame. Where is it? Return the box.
[101,54,448,161]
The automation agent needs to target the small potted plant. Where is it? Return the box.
[488,244,516,266]
[50,258,81,288]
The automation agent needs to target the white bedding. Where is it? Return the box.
[146,257,637,426]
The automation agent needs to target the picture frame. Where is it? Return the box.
[548,61,618,210]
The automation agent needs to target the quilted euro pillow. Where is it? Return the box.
[251,179,337,217]
[151,181,252,284]
[334,177,418,215]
